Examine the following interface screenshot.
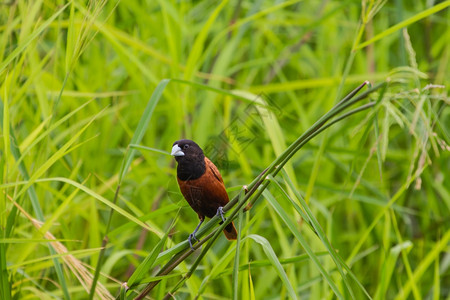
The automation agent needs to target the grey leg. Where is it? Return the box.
[216,206,226,223]
[188,218,204,250]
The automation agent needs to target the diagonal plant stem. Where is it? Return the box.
[132,80,387,299]
[89,184,121,298]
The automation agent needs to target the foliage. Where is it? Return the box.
[0,0,448,299]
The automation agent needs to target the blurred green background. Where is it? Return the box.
[0,0,449,299]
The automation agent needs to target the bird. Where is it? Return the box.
[171,139,237,250]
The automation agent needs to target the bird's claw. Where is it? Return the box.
[188,233,199,250]
[216,206,227,223]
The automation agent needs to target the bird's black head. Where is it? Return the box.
[171,139,206,180]
[171,139,204,161]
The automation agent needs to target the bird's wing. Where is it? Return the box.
[205,157,224,183]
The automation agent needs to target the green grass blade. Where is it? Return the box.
[263,189,343,299]
[354,1,450,50]
[14,108,104,203]
[216,251,330,277]
[24,178,163,236]
[9,99,95,176]
[182,0,229,80]
[0,243,10,300]
[276,171,370,298]
[129,144,170,156]
[1,89,12,300]
[247,234,297,300]
[347,166,426,265]
[232,190,245,300]
[138,272,185,284]
[119,79,170,183]
[374,241,413,300]
[432,254,440,300]
[394,229,450,300]
[127,222,172,288]
[7,248,103,270]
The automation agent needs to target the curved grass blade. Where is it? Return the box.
[119,79,170,183]
[217,251,330,277]
[276,171,370,299]
[374,241,413,300]
[232,190,245,300]
[126,221,173,289]
[247,234,298,300]
[182,0,229,80]
[263,189,344,299]
[23,177,163,236]
[129,144,170,156]
[354,1,450,50]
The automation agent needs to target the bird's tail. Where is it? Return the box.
[223,222,238,240]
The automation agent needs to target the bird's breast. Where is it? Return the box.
[177,168,229,218]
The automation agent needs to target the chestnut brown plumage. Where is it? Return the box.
[171,139,237,249]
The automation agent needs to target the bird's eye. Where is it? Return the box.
[183,144,189,149]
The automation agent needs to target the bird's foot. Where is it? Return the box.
[188,233,199,250]
[216,206,227,223]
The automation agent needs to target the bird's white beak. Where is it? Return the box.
[171,144,185,156]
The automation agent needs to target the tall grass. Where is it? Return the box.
[0,1,449,299]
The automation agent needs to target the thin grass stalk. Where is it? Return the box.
[89,184,121,299]
[272,82,387,178]
[258,81,372,181]
[232,194,244,300]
